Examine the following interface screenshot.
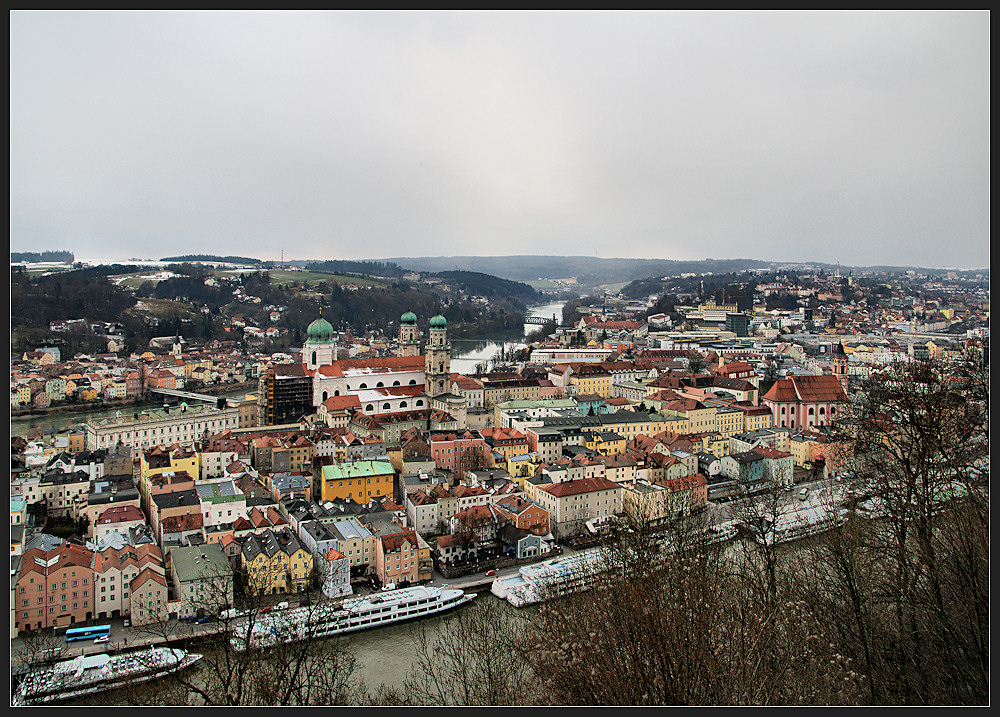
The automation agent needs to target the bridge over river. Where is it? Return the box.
[148,388,230,406]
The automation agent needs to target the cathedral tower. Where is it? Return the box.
[424,314,451,398]
[398,311,420,357]
[303,315,336,370]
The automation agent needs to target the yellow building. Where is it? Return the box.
[583,429,626,456]
[742,406,774,433]
[242,528,314,595]
[714,407,744,438]
[697,433,730,459]
[658,414,690,434]
[140,445,201,484]
[67,430,86,454]
[506,452,543,480]
[597,412,668,443]
[479,427,530,463]
[569,372,616,399]
[320,461,395,503]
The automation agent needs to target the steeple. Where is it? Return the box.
[425,314,450,398]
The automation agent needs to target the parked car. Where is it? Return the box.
[197,615,213,624]
[93,635,109,644]
[381,582,396,592]
[259,606,272,614]
[122,619,130,628]
[485,569,496,577]
[798,487,809,501]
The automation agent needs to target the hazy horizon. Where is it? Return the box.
[12,11,989,271]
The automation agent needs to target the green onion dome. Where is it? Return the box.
[306,316,335,343]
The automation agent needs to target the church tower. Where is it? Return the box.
[398,311,420,357]
[424,314,451,398]
[303,314,336,370]
[831,340,849,391]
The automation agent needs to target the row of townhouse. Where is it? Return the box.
[14,535,169,634]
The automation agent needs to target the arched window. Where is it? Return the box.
[366,405,374,412]
[808,407,814,415]
[322,391,328,402]
[409,379,416,385]
[416,400,424,407]
[393,381,400,386]
[400,401,407,408]
[311,351,317,365]
[383,403,391,410]
[360,383,367,389]
[377,382,384,388]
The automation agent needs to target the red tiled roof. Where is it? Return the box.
[543,477,620,497]
[762,374,848,404]
[381,530,419,552]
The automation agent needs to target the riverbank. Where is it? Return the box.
[10,381,258,420]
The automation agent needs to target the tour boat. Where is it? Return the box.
[232,585,475,651]
[493,550,608,608]
[16,646,203,705]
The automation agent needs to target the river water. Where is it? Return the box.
[17,301,565,703]
[11,300,566,438]
[9,386,256,438]
[63,591,529,705]
[449,299,565,375]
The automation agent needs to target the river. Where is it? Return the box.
[11,300,567,438]
[62,591,530,705]
[449,299,566,375]
[9,385,257,438]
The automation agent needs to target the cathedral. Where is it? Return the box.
[299,311,466,428]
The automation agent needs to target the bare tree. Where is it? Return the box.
[813,355,990,704]
[519,505,864,705]
[372,598,534,705]
[123,559,362,705]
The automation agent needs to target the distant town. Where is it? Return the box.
[9,254,989,704]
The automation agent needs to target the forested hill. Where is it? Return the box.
[10,250,74,263]
[303,260,406,278]
[434,270,541,301]
[160,254,262,265]
[384,255,776,285]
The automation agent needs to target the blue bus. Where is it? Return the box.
[65,624,111,642]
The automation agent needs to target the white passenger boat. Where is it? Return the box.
[493,550,608,608]
[489,574,529,600]
[232,585,475,651]
[16,646,202,705]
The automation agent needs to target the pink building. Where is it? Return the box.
[15,541,95,632]
[761,374,849,431]
[429,430,490,477]
[376,530,421,587]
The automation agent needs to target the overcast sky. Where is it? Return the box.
[10,11,990,269]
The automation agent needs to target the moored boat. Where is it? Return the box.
[493,549,607,607]
[232,585,475,651]
[17,646,203,705]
